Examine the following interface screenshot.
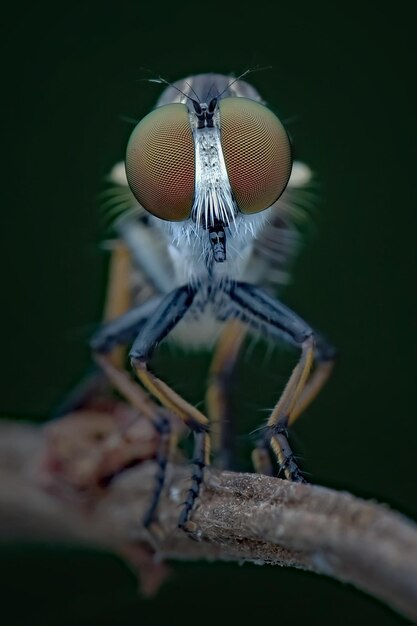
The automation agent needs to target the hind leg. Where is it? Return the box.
[206,320,247,470]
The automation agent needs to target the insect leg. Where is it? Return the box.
[250,336,335,474]
[53,240,136,417]
[91,299,163,419]
[92,297,182,526]
[142,411,171,529]
[95,352,185,531]
[89,255,166,422]
[102,239,135,368]
[289,334,336,425]
[206,319,247,469]
[251,442,274,476]
[227,282,316,483]
[91,297,162,355]
[129,285,210,529]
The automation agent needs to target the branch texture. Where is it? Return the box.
[1,420,417,620]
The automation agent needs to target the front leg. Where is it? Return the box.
[129,285,210,529]
[227,282,317,483]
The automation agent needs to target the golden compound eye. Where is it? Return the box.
[125,103,195,221]
[219,97,292,214]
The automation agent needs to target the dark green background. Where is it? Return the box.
[1,2,416,625]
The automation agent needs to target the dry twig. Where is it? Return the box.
[0,420,416,620]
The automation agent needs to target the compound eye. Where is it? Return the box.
[219,97,292,214]
[125,103,195,221]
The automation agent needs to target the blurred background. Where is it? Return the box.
[1,2,416,625]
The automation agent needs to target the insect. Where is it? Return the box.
[91,72,336,530]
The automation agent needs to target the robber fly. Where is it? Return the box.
[91,72,336,530]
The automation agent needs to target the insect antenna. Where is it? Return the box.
[213,64,273,101]
[204,80,217,103]
[182,79,202,103]
[138,67,202,107]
